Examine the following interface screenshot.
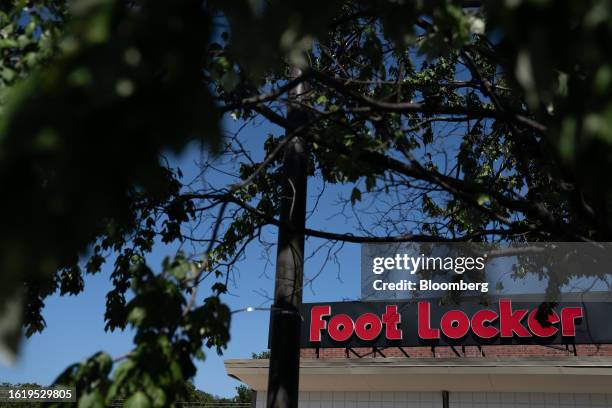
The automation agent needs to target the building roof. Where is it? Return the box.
[225,356,612,393]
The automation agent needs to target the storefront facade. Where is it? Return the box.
[225,299,612,408]
[226,344,612,408]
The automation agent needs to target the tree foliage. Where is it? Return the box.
[251,351,271,360]
[1,0,612,406]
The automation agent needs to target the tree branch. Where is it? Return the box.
[180,192,531,243]
[307,69,547,134]
[219,73,311,112]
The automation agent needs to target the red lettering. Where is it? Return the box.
[355,313,383,341]
[309,301,582,345]
[418,302,440,339]
[440,310,470,339]
[499,299,530,337]
[527,309,559,337]
[471,309,499,339]
[382,305,402,340]
[328,314,354,341]
[309,305,331,342]
[561,307,583,336]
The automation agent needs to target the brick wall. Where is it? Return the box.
[300,344,612,359]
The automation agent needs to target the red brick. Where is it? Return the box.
[300,344,612,359]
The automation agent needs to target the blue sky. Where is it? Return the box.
[0,121,363,397]
[1,118,606,398]
[1,117,608,398]
[2,113,608,399]
[0,245,361,397]
[0,236,361,397]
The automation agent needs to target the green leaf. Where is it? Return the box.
[168,258,190,280]
[211,282,227,294]
[476,194,490,205]
[125,391,152,408]
[93,352,113,375]
[78,391,105,408]
[127,307,146,326]
[107,359,136,403]
[1,68,16,82]
[221,70,240,93]
[315,94,328,104]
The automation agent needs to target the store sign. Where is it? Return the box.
[301,300,612,347]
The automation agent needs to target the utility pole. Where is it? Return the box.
[266,68,308,408]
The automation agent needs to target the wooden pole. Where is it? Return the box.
[266,68,308,408]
